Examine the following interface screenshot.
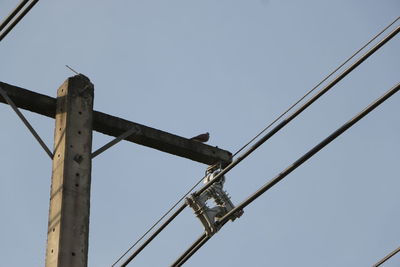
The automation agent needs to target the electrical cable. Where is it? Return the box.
[171,218,230,267]
[196,23,400,197]
[113,19,400,267]
[173,82,400,266]
[0,0,29,32]
[119,204,187,267]
[0,0,39,42]
[171,23,400,265]
[219,83,400,224]
[372,246,400,267]
[232,15,399,158]
[111,176,207,266]
[171,233,209,267]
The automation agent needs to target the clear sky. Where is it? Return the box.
[0,1,399,266]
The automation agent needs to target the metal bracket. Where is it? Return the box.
[186,166,243,236]
[0,86,53,159]
[91,125,140,158]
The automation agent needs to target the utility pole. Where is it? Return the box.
[0,81,232,166]
[0,76,232,267]
[45,75,94,267]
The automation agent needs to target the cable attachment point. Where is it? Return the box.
[186,167,243,236]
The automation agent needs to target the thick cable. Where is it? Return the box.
[0,0,29,32]
[116,23,400,266]
[372,246,400,267]
[232,16,399,158]
[175,82,400,265]
[0,0,39,42]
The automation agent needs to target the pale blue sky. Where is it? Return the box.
[1,1,399,266]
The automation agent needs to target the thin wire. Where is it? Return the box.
[232,15,400,158]
[111,173,207,266]
[65,65,79,75]
[112,16,400,267]
[372,246,400,267]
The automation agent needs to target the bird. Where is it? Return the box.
[190,132,210,143]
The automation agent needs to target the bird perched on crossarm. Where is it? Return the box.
[190,132,210,143]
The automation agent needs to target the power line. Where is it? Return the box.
[0,0,39,42]
[119,204,187,267]
[114,19,400,267]
[111,176,207,266]
[173,82,400,266]
[170,22,400,266]
[220,82,400,225]
[0,0,29,32]
[232,15,400,158]
[171,233,209,267]
[372,246,400,267]
[196,23,400,197]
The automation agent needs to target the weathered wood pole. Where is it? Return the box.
[45,75,94,267]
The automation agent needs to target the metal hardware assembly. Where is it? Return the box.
[186,166,243,236]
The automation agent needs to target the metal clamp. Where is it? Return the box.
[186,166,243,236]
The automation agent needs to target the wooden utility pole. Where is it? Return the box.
[45,75,94,267]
